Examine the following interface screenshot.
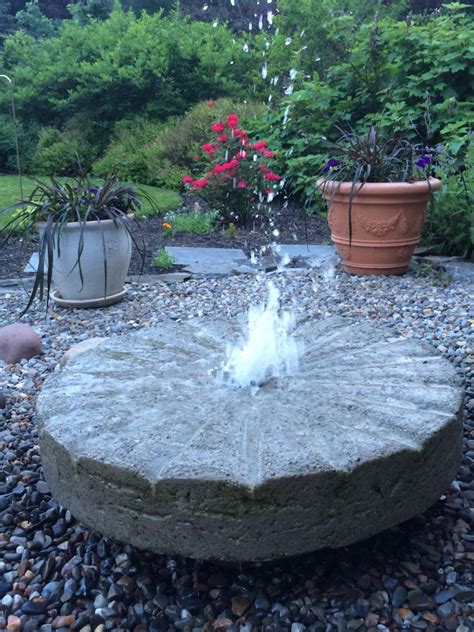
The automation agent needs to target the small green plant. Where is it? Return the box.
[153,248,175,269]
[411,258,450,287]
[163,211,216,235]
[226,222,237,238]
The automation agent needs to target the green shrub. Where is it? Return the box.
[0,113,38,173]
[32,126,97,175]
[93,119,163,184]
[262,5,473,209]
[0,5,259,163]
[422,137,473,259]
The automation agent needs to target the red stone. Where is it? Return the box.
[0,324,43,364]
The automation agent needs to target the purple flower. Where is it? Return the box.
[322,158,341,173]
[416,155,432,168]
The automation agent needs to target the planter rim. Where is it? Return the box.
[317,177,441,195]
[35,214,134,230]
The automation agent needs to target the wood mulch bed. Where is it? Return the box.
[0,202,330,280]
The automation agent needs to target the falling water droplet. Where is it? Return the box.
[285,37,292,45]
[230,0,235,5]
[284,84,294,96]
[272,229,280,237]
[202,4,208,10]
[289,68,298,80]
[249,22,253,31]
[213,19,218,27]
[283,105,291,126]
[267,10,273,25]
[258,14,263,30]
[262,62,268,79]
[243,43,249,52]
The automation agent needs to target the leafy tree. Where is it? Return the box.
[68,0,113,23]
[15,1,57,37]
[0,0,15,40]
[121,0,174,14]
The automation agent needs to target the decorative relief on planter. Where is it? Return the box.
[354,211,401,237]
[397,247,411,261]
[398,213,409,235]
[104,239,120,256]
[328,209,346,235]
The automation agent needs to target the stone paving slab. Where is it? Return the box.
[165,247,248,276]
[24,252,40,274]
[271,243,336,264]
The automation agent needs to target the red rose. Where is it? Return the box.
[263,150,274,158]
[182,175,193,184]
[218,134,228,142]
[211,122,225,133]
[237,181,247,189]
[191,178,209,189]
[253,140,268,151]
[264,172,281,181]
[207,101,215,107]
[227,114,239,129]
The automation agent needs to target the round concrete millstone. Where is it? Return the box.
[36,317,464,562]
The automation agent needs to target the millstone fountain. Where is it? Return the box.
[37,287,463,562]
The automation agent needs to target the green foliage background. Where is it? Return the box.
[0,0,472,255]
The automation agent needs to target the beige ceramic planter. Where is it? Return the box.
[37,218,132,307]
[318,178,442,275]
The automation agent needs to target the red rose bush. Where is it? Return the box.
[182,114,282,227]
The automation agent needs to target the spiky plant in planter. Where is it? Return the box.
[0,172,151,312]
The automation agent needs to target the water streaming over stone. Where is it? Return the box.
[222,283,300,389]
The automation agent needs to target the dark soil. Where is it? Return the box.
[0,202,330,279]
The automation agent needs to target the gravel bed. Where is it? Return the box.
[0,267,473,632]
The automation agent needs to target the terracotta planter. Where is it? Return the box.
[318,178,442,275]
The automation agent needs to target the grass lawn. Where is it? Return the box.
[0,174,181,229]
